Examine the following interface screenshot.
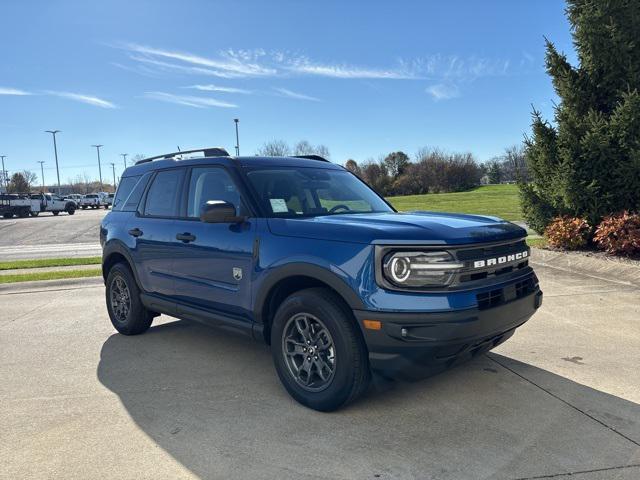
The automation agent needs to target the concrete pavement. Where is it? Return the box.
[0,208,105,261]
[1,257,639,479]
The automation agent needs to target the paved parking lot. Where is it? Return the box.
[0,208,105,260]
[1,259,639,479]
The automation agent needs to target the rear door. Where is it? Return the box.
[127,168,185,297]
[171,166,256,322]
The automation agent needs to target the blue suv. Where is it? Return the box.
[101,147,542,411]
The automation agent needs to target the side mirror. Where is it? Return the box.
[200,200,244,223]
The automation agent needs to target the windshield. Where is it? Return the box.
[245,167,393,217]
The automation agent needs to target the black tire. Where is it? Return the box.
[271,287,370,411]
[67,206,75,215]
[82,205,87,210]
[30,211,39,217]
[2,212,12,219]
[52,211,59,216]
[106,262,153,335]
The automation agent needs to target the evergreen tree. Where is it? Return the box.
[521,0,640,232]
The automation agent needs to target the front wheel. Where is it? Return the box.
[271,288,370,411]
[67,207,75,215]
[106,262,154,335]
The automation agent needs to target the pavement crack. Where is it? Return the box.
[488,355,640,448]
[511,463,640,479]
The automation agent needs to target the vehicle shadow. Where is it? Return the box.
[97,319,640,480]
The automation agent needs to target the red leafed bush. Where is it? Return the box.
[593,211,640,255]
[544,216,591,250]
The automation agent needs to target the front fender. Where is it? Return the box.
[252,260,367,325]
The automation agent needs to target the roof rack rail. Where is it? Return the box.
[135,147,230,165]
[291,155,330,162]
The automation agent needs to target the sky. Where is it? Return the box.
[0,0,575,185]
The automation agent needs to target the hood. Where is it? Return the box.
[267,211,526,245]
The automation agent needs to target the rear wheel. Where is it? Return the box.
[271,288,370,411]
[67,206,76,215]
[30,211,39,217]
[52,211,59,216]
[2,212,12,219]
[106,262,153,335]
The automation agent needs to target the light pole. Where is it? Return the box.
[234,118,240,156]
[120,153,128,169]
[110,163,116,190]
[92,145,103,191]
[0,155,7,192]
[45,130,61,194]
[38,161,45,191]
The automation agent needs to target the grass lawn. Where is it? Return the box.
[0,256,101,271]
[0,268,102,284]
[387,184,523,222]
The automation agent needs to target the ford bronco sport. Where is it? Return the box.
[101,147,542,411]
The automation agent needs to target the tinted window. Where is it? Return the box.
[121,172,152,211]
[246,167,392,217]
[187,167,241,218]
[144,169,185,217]
[112,175,140,210]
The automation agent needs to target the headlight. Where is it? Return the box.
[382,250,463,288]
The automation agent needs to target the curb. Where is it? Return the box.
[530,248,640,288]
[0,276,104,295]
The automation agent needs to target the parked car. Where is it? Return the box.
[0,193,41,218]
[80,194,101,209]
[101,148,542,411]
[63,194,83,208]
[104,193,114,209]
[31,193,76,215]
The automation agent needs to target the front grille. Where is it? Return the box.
[477,289,503,310]
[476,276,536,310]
[453,239,530,284]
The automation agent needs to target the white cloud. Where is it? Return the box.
[143,91,237,108]
[284,59,418,79]
[273,87,320,102]
[123,43,276,78]
[186,84,253,94]
[0,87,32,95]
[426,83,460,101]
[46,91,117,108]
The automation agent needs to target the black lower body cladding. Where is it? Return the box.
[354,282,542,380]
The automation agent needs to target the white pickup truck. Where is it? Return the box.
[80,194,101,209]
[31,193,77,216]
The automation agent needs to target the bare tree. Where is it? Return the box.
[293,140,314,156]
[22,170,38,190]
[256,140,291,157]
[344,159,361,175]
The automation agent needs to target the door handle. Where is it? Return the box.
[176,232,196,243]
[128,228,143,237]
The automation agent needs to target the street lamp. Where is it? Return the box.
[45,130,61,194]
[92,145,104,191]
[38,161,45,190]
[120,153,128,169]
[110,163,116,191]
[0,155,7,192]
[234,118,240,156]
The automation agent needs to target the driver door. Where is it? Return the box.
[171,166,255,323]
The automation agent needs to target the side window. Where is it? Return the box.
[122,172,152,212]
[144,169,185,217]
[187,167,241,218]
[112,176,140,210]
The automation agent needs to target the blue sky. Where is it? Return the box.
[0,0,573,184]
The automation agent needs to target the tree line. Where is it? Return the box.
[256,139,527,197]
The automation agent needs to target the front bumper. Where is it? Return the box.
[354,287,542,380]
